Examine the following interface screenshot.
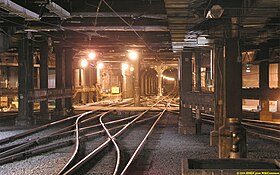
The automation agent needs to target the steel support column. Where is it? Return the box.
[179,48,195,134]
[210,44,224,146]
[90,66,97,102]
[121,65,127,99]
[259,44,272,121]
[65,48,73,113]
[39,38,49,115]
[81,68,88,104]
[195,50,201,92]
[55,47,65,112]
[16,33,34,126]
[134,58,140,106]
[195,50,202,134]
[278,64,280,112]
[219,38,247,158]
[96,62,102,101]
[157,68,163,96]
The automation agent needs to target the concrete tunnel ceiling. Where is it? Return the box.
[0,0,279,64]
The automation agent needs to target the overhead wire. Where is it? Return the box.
[102,0,156,53]
[0,9,121,44]
[0,16,83,47]
[0,1,169,61]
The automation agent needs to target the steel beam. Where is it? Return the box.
[33,26,169,32]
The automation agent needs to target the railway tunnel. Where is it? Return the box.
[0,0,280,174]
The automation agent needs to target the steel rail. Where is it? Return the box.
[0,103,115,145]
[0,112,104,159]
[0,114,161,165]
[99,112,121,175]
[62,96,168,175]
[120,97,174,175]
[0,113,81,145]
[200,113,280,132]
[0,112,148,159]
[0,102,119,156]
[57,110,100,175]
[199,113,280,141]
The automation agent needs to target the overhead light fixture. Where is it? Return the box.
[80,59,88,68]
[97,62,104,69]
[206,5,224,19]
[122,63,129,70]
[0,0,39,20]
[46,2,70,19]
[130,67,134,72]
[127,50,138,61]
[88,51,96,60]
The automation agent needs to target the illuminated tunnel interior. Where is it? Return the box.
[162,68,178,96]
[141,68,158,96]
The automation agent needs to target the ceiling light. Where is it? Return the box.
[97,63,104,69]
[80,59,88,68]
[122,63,129,70]
[130,67,134,72]
[128,50,138,61]
[88,51,96,60]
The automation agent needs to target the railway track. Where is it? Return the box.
[0,95,176,174]
[59,96,174,175]
[199,113,280,142]
[0,100,128,164]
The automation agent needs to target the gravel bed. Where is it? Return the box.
[131,113,280,175]
[0,112,279,175]
[0,146,73,175]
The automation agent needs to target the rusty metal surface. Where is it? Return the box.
[182,92,214,111]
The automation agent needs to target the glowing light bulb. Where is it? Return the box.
[88,51,96,60]
[97,62,104,69]
[128,51,138,60]
[80,59,88,68]
[122,63,129,70]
